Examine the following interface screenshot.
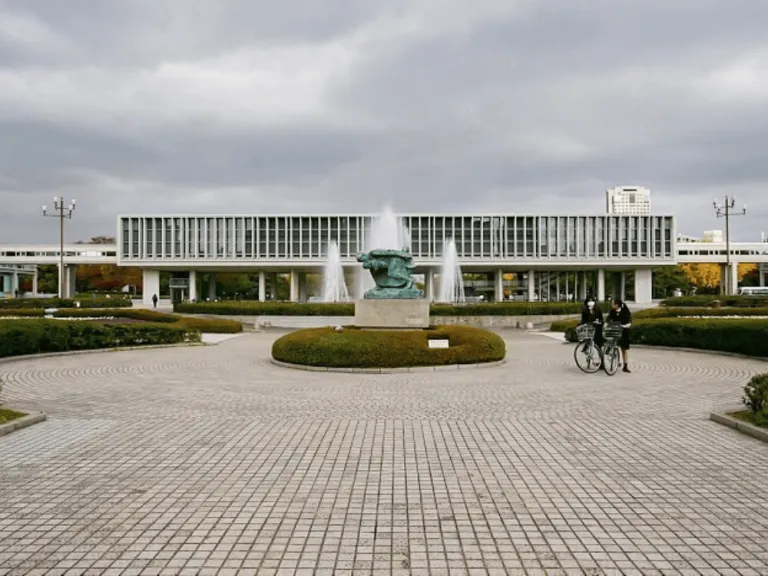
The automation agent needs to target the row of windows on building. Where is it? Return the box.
[120,215,676,261]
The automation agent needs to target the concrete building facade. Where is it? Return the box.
[117,213,676,307]
[606,187,651,215]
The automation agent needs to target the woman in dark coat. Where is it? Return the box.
[608,298,632,373]
[580,296,604,347]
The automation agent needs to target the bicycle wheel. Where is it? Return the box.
[603,345,620,375]
[574,340,602,373]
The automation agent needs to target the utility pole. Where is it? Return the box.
[713,195,746,296]
[42,197,76,298]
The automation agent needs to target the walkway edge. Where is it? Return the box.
[0,412,47,438]
[0,342,205,366]
[710,412,768,443]
[270,358,507,374]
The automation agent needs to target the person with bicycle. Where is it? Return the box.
[579,296,604,347]
[608,298,632,373]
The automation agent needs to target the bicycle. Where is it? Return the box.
[601,321,624,376]
[573,322,603,373]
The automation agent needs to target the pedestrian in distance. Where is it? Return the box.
[152,293,158,309]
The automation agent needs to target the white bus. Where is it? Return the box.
[738,286,768,296]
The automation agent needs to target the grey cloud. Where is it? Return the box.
[1,0,767,243]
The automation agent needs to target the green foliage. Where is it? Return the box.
[550,319,579,333]
[0,319,199,359]
[553,318,768,356]
[634,307,768,319]
[430,302,582,316]
[53,308,243,333]
[0,408,27,425]
[744,374,768,415]
[0,298,132,309]
[272,325,506,368]
[175,300,582,317]
[661,295,768,308]
[0,309,46,318]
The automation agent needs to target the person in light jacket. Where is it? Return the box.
[608,298,632,373]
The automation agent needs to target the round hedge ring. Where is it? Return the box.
[271,325,506,370]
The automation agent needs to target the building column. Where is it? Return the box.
[32,271,38,296]
[65,266,77,298]
[620,272,626,302]
[730,262,739,296]
[258,271,266,302]
[527,270,535,302]
[597,269,606,302]
[424,268,434,301]
[208,274,217,301]
[579,271,588,301]
[635,269,653,304]
[298,272,308,302]
[494,269,504,302]
[290,270,300,302]
[189,270,197,302]
[11,271,19,296]
[142,269,161,307]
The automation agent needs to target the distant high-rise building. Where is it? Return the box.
[605,186,651,215]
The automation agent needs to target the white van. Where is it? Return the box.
[738,286,768,296]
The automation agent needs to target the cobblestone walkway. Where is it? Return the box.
[1,332,768,575]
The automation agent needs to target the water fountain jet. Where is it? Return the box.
[321,241,350,302]
[437,239,466,303]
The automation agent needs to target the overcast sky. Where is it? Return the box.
[1,0,766,244]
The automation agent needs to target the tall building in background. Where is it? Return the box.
[605,186,651,215]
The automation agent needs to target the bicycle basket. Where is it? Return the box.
[603,322,623,344]
[576,324,595,342]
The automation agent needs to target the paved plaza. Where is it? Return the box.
[1,332,768,575]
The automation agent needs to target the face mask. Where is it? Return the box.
[587,301,595,309]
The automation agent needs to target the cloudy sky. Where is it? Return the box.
[1,0,766,244]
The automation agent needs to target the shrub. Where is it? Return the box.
[0,320,199,359]
[635,307,768,319]
[662,295,768,308]
[744,374,768,414]
[550,319,579,333]
[0,309,46,318]
[54,308,243,333]
[176,300,582,317]
[0,298,131,309]
[430,302,582,316]
[272,325,506,368]
[175,301,355,316]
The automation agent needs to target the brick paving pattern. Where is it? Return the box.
[1,332,767,575]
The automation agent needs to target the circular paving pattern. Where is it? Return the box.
[0,331,767,575]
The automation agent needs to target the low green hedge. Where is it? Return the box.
[0,319,200,359]
[0,309,45,318]
[53,308,243,334]
[662,295,768,308]
[176,301,582,317]
[635,307,768,319]
[554,318,768,357]
[272,325,506,368]
[0,298,131,309]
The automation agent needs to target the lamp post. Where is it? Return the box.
[713,195,746,296]
[42,197,76,298]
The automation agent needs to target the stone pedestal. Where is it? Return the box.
[355,299,430,329]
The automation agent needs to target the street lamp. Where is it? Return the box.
[42,197,76,298]
[713,195,746,296]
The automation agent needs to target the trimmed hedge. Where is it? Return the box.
[635,307,768,319]
[662,295,768,308]
[554,318,768,357]
[53,308,243,334]
[272,325,506,368]
[175,301,582,317]
[0,319,200,359]
[0,309,45,318]
[0,298,131,309]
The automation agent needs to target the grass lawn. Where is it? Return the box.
[0,407,27,425]
[729,410,768,429]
